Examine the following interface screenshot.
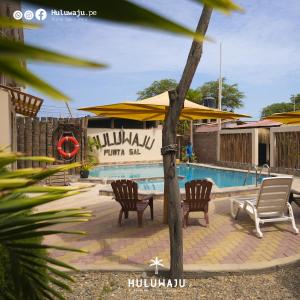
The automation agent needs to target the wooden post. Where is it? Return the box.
[17,117,25,169]
[24,117,32,168]
[32,118,40,167]
[40,117,47,168]
[47,117,53,163]
[53,118,59,162]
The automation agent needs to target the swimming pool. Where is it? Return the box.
[90,163,264,191]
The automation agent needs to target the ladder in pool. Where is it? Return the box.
[243,164,271,186]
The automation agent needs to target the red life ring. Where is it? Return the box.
[57,136,80,159]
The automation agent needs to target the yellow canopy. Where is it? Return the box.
[263,110,300,125]
[78,91,250,121]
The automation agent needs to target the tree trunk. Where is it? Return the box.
[162,5,213,280]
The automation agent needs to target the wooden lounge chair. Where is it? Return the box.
[182,179,213,228]
[231,177,299,238]
[111,179,154,227]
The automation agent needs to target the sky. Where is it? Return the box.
[22,0,300,119]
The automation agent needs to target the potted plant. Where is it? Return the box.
[80,163,93,178]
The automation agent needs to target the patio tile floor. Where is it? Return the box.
[42,185,300,271]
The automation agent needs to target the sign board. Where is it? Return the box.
[88,128,162,163]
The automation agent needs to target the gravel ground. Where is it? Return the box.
[58,264,300,300]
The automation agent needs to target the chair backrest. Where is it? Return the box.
[111,179,139,210]
[185,179,212,210]
[256,177,293,215]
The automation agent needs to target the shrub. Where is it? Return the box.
[0,151,91,299]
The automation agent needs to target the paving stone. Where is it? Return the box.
[41,188,300,271]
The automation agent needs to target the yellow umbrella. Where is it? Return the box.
[78,91,250,121]
[263,110,300,125]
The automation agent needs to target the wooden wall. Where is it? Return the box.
[16,117,88,169]
[220,133,252,164]
[275,131,300,169]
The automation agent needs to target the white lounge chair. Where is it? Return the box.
[231,177,299,238]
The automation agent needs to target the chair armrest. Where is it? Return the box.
[139,194,154,201]
[291,188,300,196]
[244,199,256,210]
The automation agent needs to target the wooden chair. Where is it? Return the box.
[182,179,213,228]
[111,179,154,227]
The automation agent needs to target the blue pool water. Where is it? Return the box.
[90,164,264,191]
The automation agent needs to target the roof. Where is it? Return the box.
[0,84,43,117]
[226,119,282,129]
[195,123,219,133]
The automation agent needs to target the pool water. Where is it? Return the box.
[90,164,263,191]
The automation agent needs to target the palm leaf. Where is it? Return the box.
[0,38,106,68]
[0,152,19,168]
[48,276,72,291]
[0,178,31,189]
[0,58,70,100]
[12,185,81,193]
[0,219,87,234]
[0,153,90,298]
[1,168,44,178]
[0,153,55,170]
[18,156,55,163]
[24,0,207,42]
[44,265,74,282]
[13,249,78,271]
[19,255,75,282]
[0,213,89,228]
[5,242,88,254]
[25,273,66,300]
[29,162,81,181]
[0,191,80,213]
[0,229,86,241]
[0,17,40,29]
[193,0,244,13]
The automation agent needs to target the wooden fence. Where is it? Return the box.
[220,133,252,164]
[16,117,88,170]
[275,131,300,169]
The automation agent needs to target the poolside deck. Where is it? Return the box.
[41,184,300,272]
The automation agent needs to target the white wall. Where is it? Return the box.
[88,128,162,163]
[0,89,15,151]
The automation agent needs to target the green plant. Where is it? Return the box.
[87,137,99,165]
[80,137,99,172]
[0,151,91,299]
[181,146,197,163]
[80,162,94,172]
